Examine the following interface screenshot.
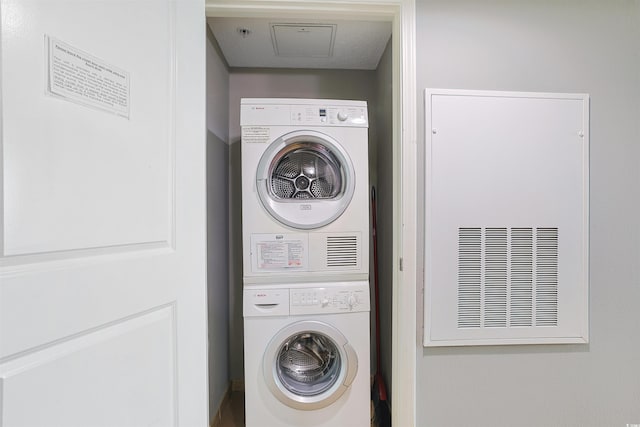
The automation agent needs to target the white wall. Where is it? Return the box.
[205,26,230,420]
[373,39,394,397]
[416,1,640,426]
[228,68,380,381]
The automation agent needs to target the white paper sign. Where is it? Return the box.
[251,234,309,271]
[242,126,270,143]
[46,36,130,118]
[256,240,304,269]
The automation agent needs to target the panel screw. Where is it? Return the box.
[237,27,252,38]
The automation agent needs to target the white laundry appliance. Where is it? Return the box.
[241,98,369,284]
[243,281,370,427]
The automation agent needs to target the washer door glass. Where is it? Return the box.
[263,320,358,410]
[257,131,355,229]
[276,332,341,397]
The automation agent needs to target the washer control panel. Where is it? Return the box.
[290,283,370,315]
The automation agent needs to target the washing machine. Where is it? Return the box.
[243,281,370,427]
[241,98,369,284]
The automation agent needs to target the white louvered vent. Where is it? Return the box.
[485,228,508,328]
[457,227,558,329]
[536,228,559,326]
[326,235,359,268]
[511,228,533,327]
[457,228,481,328]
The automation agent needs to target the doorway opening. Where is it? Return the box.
[204,2,416,426]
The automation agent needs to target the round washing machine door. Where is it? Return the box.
[263,320,358,410]
[256,130,355,229]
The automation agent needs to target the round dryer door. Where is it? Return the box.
[263,320,358,410]
[256,130,355,229]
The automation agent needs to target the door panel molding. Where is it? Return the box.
[0,304,178,426]
[1,0,178,257]
[0,241,173,271]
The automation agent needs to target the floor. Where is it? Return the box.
[214,391,245,427]
[213,391,381,427]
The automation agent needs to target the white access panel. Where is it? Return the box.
[423,89,589,346]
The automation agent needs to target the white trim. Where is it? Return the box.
[392,2,417,427]
[205,1,417,425]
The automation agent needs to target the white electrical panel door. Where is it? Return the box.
[424,89,589,347]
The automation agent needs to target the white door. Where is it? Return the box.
[0,0,208,426]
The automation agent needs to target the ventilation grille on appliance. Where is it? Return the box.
[458,227,558,329]
[326,235,358,268]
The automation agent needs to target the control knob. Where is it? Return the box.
[337,111,349,122]
[347,294,357,310]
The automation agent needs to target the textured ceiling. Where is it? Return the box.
[207,17,391,70]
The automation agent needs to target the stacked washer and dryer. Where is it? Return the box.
[241,98,371,427]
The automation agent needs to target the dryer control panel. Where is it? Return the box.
[290,105,368,126]
[240,99,369,128]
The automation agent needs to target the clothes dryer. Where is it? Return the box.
[241,98,369,284]
[243,281,370,427]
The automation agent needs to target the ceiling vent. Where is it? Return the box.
[270,23,336,58]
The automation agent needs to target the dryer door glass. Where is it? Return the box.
[269,142,343,200]
[276,331,341,397]
[256,130,356,230]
